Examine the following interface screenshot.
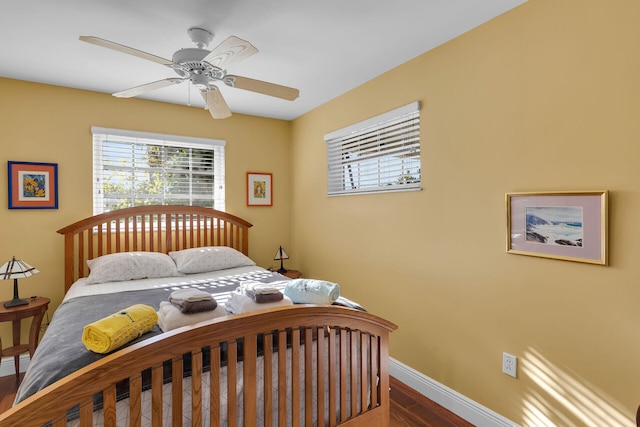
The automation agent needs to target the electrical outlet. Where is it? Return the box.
[502,352,517,378]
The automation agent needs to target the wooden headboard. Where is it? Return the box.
[57,206,253,292]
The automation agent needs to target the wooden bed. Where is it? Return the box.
[0,206,397,427]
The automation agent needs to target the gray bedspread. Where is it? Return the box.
[14,270,284,404]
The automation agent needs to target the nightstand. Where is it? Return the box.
[280,269,302,279]
[0,296,49,376]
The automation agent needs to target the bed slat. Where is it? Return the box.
[351,330,358,417]
[305,327,314,426]
[360,332,368,413]
[328,326,338,427]
[244,335,258,427]
[192,351,203,427]
[278,330,287,426]
[228,341,238,427]
[77,233,85,282]
[370,335,379,409]
[79,401,92,426]
[317,327,326,426]
[263,333,274,427]
[210,345,221,427]
[130,374,143,427]
[103,384,116,425]
[291,328,301,427]
[152,364,163,427]
[172,356,184,427]
[340,328,348,422]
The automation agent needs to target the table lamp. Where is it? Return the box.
[273,246,290,274]
[1,256,39,308]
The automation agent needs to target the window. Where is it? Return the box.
[324,102,421,196]
[92,127,225,214]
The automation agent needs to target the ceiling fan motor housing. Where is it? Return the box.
[171,48,224,88]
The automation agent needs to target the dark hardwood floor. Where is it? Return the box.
[389,376,473,427]
[0,374,472,426]
[0,373,23,414]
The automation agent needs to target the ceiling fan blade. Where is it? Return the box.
[223,75,299,101]
[113,78,185,98]
[79,36,175,66]
[201,36,258,70]
[202,87,232,119]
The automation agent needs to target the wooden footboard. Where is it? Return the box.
[0,306,397,427]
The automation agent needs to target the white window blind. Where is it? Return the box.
[91,127,225,214]
[325,102,421,196]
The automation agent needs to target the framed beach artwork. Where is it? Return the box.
[246,172,272,206]
[506,191,608,265]
[8,161,59,209]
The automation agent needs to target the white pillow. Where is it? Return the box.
[169,246,255,274]
[86,252,181,284]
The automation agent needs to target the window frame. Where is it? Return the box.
[324,102,421,196]
[91,127,225,215]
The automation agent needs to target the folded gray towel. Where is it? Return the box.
[171,298,218,314]
[246,289,284,304]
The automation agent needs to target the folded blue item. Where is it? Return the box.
[284,279,340,304]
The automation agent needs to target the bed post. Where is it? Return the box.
[63,233,75,293]
[242,228,250,256]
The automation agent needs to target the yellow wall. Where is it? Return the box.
[3,0,640,424]
[291,0,640,425]
[0,78,293,344]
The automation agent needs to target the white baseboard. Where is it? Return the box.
[0,354,30,377]
[389,358,520,427]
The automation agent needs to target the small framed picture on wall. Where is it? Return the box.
[8,161,59,209]
[246,172,272,206]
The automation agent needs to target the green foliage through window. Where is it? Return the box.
[92,128,225,214]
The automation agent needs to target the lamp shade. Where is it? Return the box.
[273,246,290,261]
[1,257,39,279]
[1,256,39,308]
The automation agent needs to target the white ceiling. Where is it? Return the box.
[0,0,526,121]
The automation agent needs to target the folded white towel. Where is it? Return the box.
[225,290,292,315]
[157,301,226,332]
[169,288,213,303]
[239,281,280,295]
[284,279,340,305]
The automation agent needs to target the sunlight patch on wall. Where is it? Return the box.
[520,348,632,427]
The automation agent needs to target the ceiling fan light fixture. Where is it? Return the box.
[190,73,210,90]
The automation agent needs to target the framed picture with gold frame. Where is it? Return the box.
[506,191,608,265]
[246,172,272,206]
[8,161,59,209]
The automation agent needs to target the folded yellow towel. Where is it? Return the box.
[82,304,158,354]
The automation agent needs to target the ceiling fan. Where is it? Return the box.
[79,27,300,119]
